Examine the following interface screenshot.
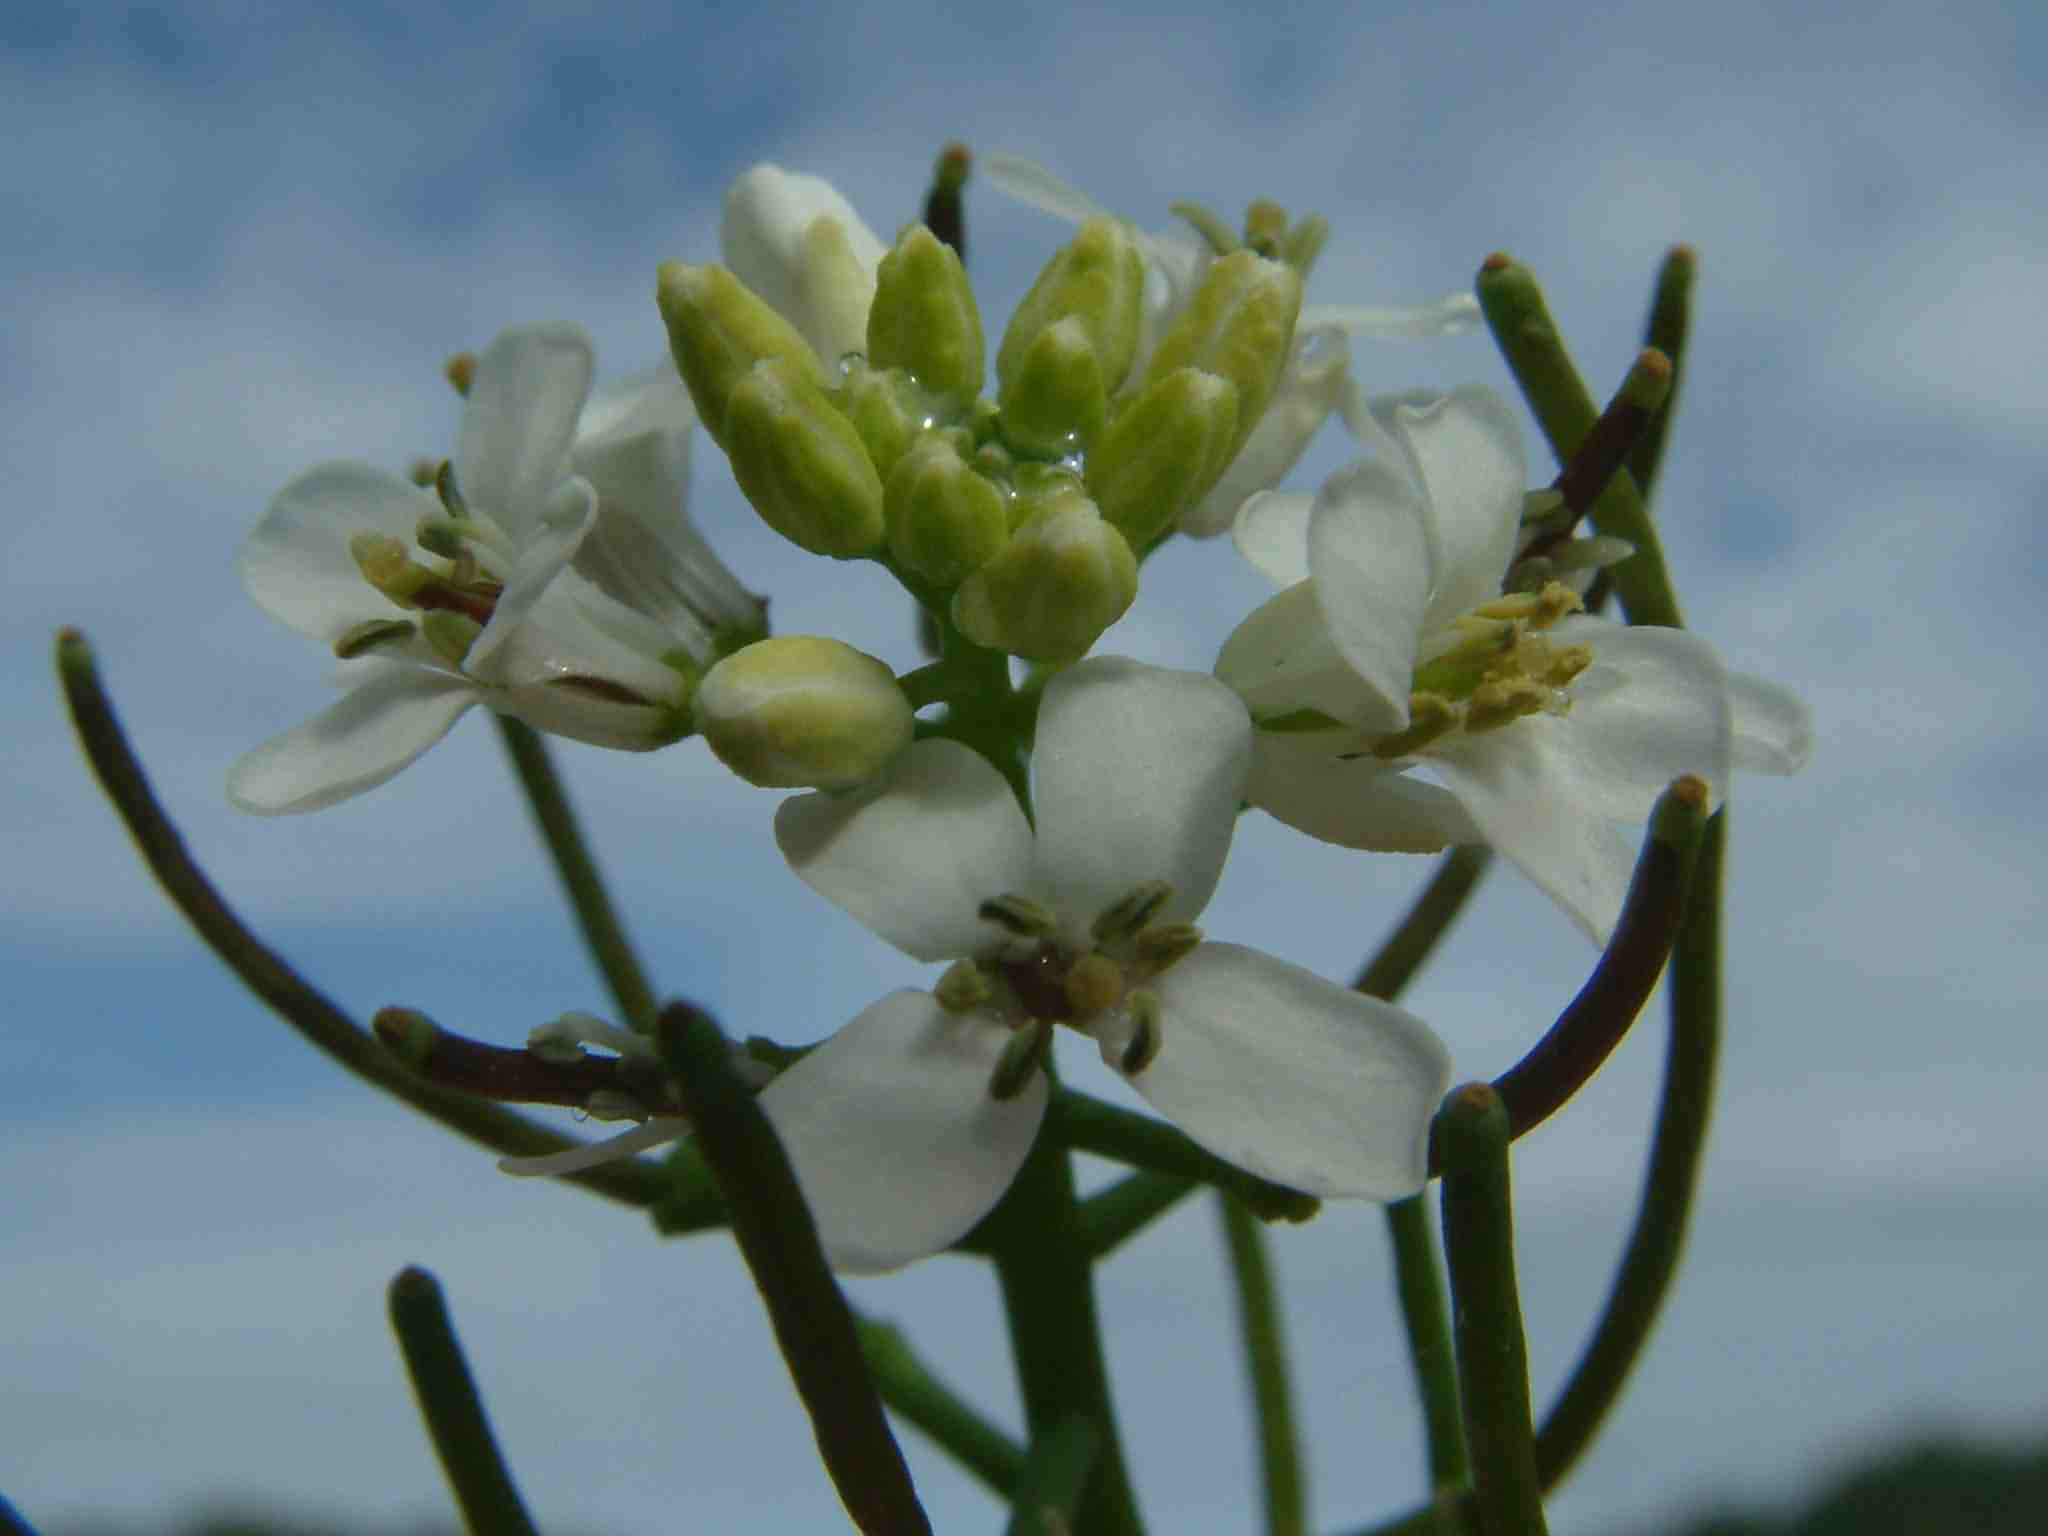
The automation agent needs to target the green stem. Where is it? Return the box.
[387,1267,541,1536]
[656,1002,931,1536]
[985,1122,1143,1536]
[1046,1090,1319,1223]
[1077,1169,1200,1259]
[492,716,657,1032]
[54,629,662,1210]
[1384,1196,1468,1493]
[1626,247,1697,508]
[1004,1417,1102,1536]
[1475,256,1682,628]
[1218,1194,1307,1536]
[1353,847,1492,1002]
[1437,1085,1548,1536]
[1535,811,1725,1488]
[857,1317,1027,1498]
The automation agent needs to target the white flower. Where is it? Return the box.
[984,154,1478,535]
[752,656,1449,1272]
[1217,385,1811,943]
[721,164,888,370]
[230,324,762,814]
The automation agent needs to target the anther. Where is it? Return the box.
[988,1019,1052,1101]
[1370,693,1460,760]
[1119,991,1163,1075]
[1134,922,1203,975]
[979,893,1059,938]
[934,959,993,1014]
[333,618,416,660]
[1091,880,1172,943]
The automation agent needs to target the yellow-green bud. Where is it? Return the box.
[868,225,985,402]
[998,314,1108,460]
[997,216,1146,400]
[724,357,885,558]
[1141,249,1302,459]
[839,363,928,483]
[1086,367,1240,547]
[694,635,911,789]
[951,484,1136,663]
[886,432,1010,587]
[656,262,830,452]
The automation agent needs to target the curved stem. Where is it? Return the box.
[1077,1169,1200,1259]
[492,716,657,1032]
[1627,247,1697,509]
[388,1267,541,1536]
[1045,1090,1319,1223]
[1385,1196,1468,1494]
[1353,846,1492,1002]
[1218,1194,1307,1536]
[55,629,662,1210]
[1005,1417,1101,1536]
[857,1318,1027,1499]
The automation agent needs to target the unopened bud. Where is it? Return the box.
[723,357,885,557]
[656,262,830,451]
[951,483,1136,663]
[1086,367,1240,546]
[868,224,985,402]
[1142,250,1302,459]
[997,216,1146,400]
[998,314,1108,459]
[886,432,1010,586]
[839,363,928,482]
[694,635,911,789]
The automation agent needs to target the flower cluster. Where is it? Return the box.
[232,155,1810,1271]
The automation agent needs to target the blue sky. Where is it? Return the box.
[6,0,2046,1530]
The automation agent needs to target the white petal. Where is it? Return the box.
[1374,387,1526,629]
[240,463,436,643]
[455,323,594,539]
[466,477,599,677]
[1216,582,1400,733]
[1728,670,1812,775]
[1299,292,1480,338]
[760,991,1048,1274]
[227,665,475,814]
[494,681,675,752]
[980,152,1116,228]
[1231,492,1314,588]
[1119,943,1451,1199]
[1245,734,1482,853]
[1030,658,1250,929]
[1306,459,1436,725]
[776,739,1034,962]
[499,1118,692,1178]
[721,164,884,366]
[1181,329,1350,537]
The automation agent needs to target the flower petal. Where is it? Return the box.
[1306,459,1436,725]
[1180,329,1350,537]
[1216,582,1401,732]
[1231,492,1315,589]
[466,476,599,677]
[1370,387,1526,629]
[499,1117,692,1178]
[1728,669,1812,775]
[721,164,884,366]
[1299,292,1480,338]
[1117,943,1451,1199]
[1245,734,1482,853]
[1030,658,1250,929]
[227,664,475,814]
[760,991,1048,1274]
[776,738,1034,961]
[240,463,436,644]
[455,323,594,539]
[980,152,1117,228]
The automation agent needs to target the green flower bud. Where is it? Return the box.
[867,224,985,402]
[997,315,1108,460]
[694,635,911,789]
[951,483,1136,663]
[839,363,929,482]
[1086,367,1240,547]
[724,357,884,558]
[656,262,830,452]
[996,216,1146,400]
[1141,249,1302,458]
[885,432,1010,587]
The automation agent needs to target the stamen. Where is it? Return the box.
[1281,213,1329,275]
[421,611,483,667]
[1169,199,1242,257]
[980,892,1058,938]
[434,459,470,518]
[1465,678,1550,733]
[1242,199,1288,258]
[1119,991,1163,1075]
[934,959,993,1014]
[1091,880,1172,943]
[444,353,477,396]
[1370,692,1459,759]
[1134,922,1203,974]
[333,619,416,660]
[987,1019,1052,1101]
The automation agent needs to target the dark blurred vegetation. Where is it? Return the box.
[35,1433,2048,1535]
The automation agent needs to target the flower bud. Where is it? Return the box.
[951,481,1136,663]
[886,432,1010,586]
[723,357,884,558]
[839,363,929,482]
[997,315,1108,460]
[1085,367,1240,547]
[1141,249,1302,459]
[694,635,911,789]
[721,165,883,368]
[656,262,830,452]
[996,216,1146,401]
[867,224,985,403]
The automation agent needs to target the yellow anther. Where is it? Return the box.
[979,893,1059,938]
[444,353,477,396]
[333,619,416,660]
[1063,953,1126,1019]
[988,1019,1052,1101]
[1465,678,1550,734]
[1242,199,1289,257]
[1543,644,1594,689]
[1091,881,1172,944]
[1119,991,1164,1075]
[1133,922,1203,975]
[935,959,993,1014]
[1371,692,1461,759]
[350,533,434,605]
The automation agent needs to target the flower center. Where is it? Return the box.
[337,462,511,666]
